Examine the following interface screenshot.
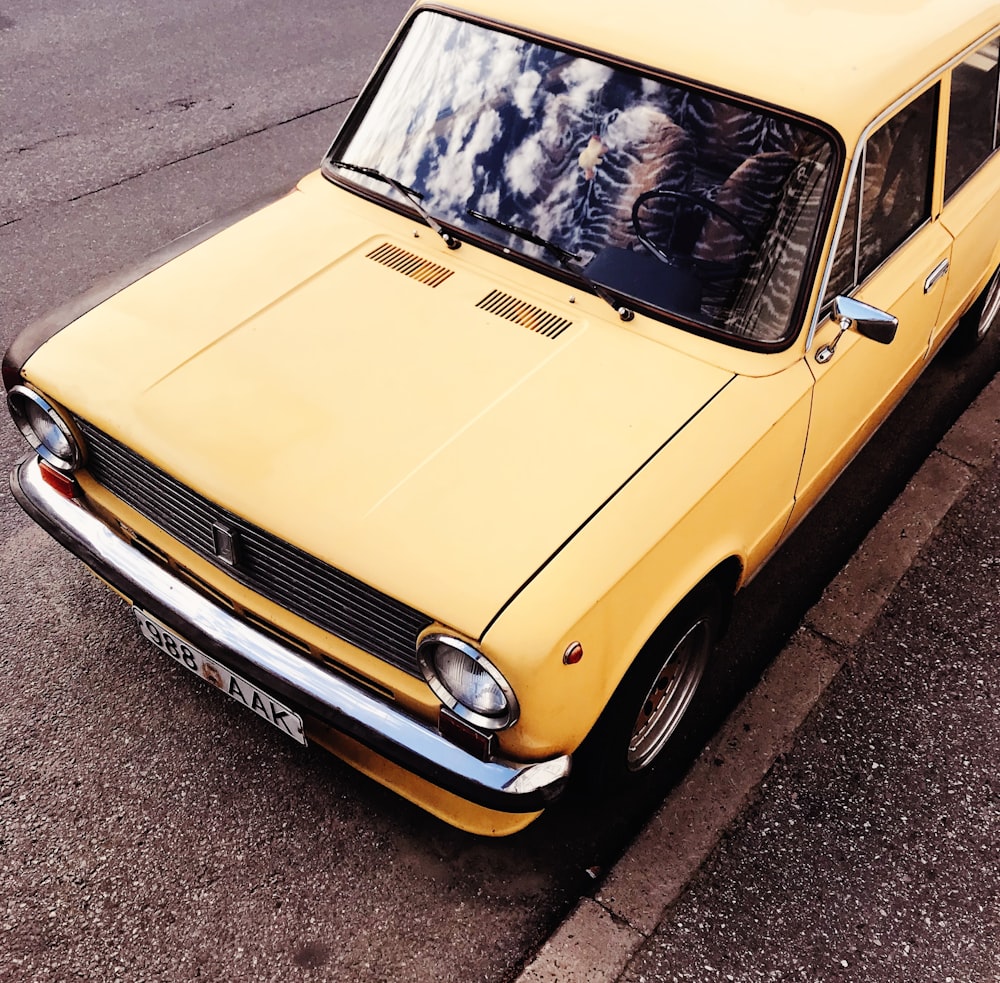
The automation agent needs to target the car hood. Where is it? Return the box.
[26,182,734,636]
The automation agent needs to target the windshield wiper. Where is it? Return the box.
[467,209,634,322]
[329,159,460,251]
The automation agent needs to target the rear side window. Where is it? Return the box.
[827,85,938,297]
[945,38,1000,198]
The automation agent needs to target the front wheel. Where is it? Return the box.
[576,584,723,792]
[950,267,1000,353]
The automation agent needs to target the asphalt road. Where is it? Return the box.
[2,4,999,982]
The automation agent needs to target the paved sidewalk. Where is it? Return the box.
[518,373,1000,982]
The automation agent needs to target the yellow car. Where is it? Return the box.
[6,1,1000,835]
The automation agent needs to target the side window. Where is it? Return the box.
[945,38,1000,198]
[826,85,938,298]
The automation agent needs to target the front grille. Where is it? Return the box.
[78,420,432,677]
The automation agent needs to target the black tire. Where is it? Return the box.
[950,266,1000,354]
[575,582,724,793]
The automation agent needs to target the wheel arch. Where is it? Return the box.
[570,555,742,791]
[948,259,1000,353]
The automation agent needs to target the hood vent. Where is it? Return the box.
[476,289,573,339]
[367,242,454,287]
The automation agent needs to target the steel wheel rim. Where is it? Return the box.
[978,273,1000,341]
[626,618,710,771]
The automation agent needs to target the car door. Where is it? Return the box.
[791,83,952,521]
[936,34,1000,350]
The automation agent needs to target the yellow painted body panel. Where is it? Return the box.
[938,154,1000,349]
[25,180,734,640]
[486,363,813,757]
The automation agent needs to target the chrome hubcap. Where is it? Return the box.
[626,619,710,771]
[978,273,1000,341]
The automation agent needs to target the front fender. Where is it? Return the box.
[483,362,813,759]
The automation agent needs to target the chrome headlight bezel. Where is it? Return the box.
[7,385,83,473]
[417,632,519,731]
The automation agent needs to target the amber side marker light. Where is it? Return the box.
[39,460,76,499]
[563,642,584,665]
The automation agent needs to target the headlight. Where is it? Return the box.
[417,633,519,730]
[7,385,83,472]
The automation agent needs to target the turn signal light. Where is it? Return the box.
[438,707,496,761]
[39,460,76,499]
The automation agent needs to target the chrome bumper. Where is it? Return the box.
[10,455,571,813]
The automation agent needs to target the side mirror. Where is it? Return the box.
[816,296,899,364]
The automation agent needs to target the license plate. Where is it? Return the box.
[133,608,307,745]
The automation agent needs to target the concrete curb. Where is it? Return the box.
[516,374,1000,983]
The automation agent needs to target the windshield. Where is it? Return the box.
[326,11,837,345]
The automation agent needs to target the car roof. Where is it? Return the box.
[428,0,1000,141]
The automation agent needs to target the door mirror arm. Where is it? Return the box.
[815,296,899,364]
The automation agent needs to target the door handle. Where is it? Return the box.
[924,258,950,293]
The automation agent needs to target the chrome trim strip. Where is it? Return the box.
[10,455,571,812]
[854,144,866,288]
[994,42,1000,151]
